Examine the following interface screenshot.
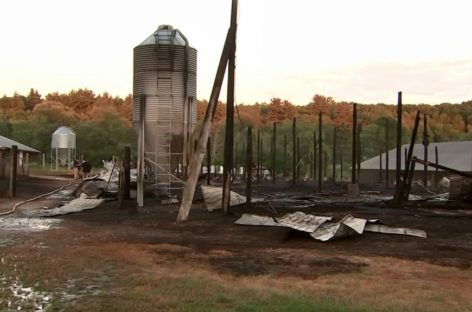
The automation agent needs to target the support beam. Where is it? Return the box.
[313,131,316,180]
[245,126,252,209]
[435,146,439,188]
[257,130,261,182]
[292,118,297,184]
[283,134,287,177]
[396,91,403,187]
[177,10,236,221]
[332,127,337,182]
[297,137,301,181]
[394,111,420,205]
[123,145,131,200]
[357,124,362,183]
[351,103,357,184]
[423,113,429,186]
[272,122,276,184]
[137,95,145,207]
[206,137,211,185]
[222,0,238,214]
[318,112,322,193]
[385,119,389,188]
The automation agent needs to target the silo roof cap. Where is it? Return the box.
[53,126,76,136]
[137,24,192,47]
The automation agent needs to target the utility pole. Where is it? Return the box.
[272,122,276,184]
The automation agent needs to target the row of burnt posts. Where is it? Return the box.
[201,91,443,210]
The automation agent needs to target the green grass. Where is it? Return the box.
[44,275,400,312]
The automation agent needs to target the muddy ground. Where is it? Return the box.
[0,177,471,311]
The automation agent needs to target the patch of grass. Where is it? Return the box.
[45,274,398,312]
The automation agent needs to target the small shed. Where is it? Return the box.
[51,126,76,169]
[0,135,40,177]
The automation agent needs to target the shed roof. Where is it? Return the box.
[361,141,472,172]
[0,135,40,153]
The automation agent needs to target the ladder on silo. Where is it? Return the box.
[152,31,184,200]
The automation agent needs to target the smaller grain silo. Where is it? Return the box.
[51,126,76,169]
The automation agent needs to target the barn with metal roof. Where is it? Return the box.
[359,141,472,186]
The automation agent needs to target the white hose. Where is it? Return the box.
[0,181,73,216]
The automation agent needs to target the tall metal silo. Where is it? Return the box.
[133,25,197,198]
[51,126,76,169]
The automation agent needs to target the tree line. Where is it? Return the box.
[1,89,472,175]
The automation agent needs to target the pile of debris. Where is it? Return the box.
[235,211,426,242]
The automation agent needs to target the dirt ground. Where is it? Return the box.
[0,177,471,311]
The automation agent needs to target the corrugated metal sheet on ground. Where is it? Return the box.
[235,212,427,241]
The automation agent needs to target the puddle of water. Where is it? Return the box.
[0,218,61,232]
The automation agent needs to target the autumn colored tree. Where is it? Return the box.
[25,88,42,111]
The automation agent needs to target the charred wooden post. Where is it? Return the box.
[8,145,18,198]
[177,1,237,221]
[272,122,276,184]
[310,151,314,179]
[221,0,238,214]
[257,130,261,182]
[396,91,403,187]
[332,127,337,182]
[404,148,408,171]
[206,137,211,185]
[324,150,328,179]
[404,157,417,201]
[234,142,238,175]
[379,151,383,183]
[423,113,429,186]
[297,137,301,181]
[260,138,263,179]
[137,95,146,207]
[357,125,362,182]
[246,126,252,209]
[292,118,297,184]
[313,131,317,180]
[351,103,358,184]
[123,145,131,200]
[385,119,389,188]
[318,112,322,193]
[283,134,287,177]
[435,146,439,188]
[395,111,420,204]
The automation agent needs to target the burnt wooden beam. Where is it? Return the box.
[246,126,252,209]
[272,122,276,184]
[332,127,337,182]
[351,103,357,184]
[177,1,237,221]
[396,91,403,187]
[423,113,429,186]
[292,118,297,184]
[318,112,322,193]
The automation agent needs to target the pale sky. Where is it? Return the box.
[1,0,471,105]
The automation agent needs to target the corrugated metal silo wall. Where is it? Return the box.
[133,44,197,179]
